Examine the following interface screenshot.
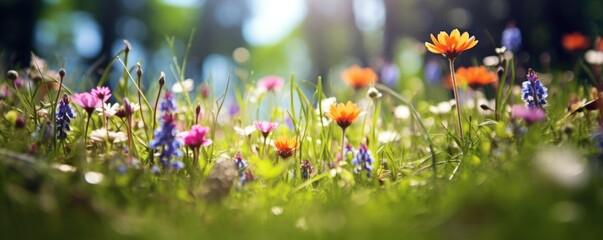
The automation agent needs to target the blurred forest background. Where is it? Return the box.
[0,0,602,100]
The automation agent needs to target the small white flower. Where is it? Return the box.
[171,78,194,93]
[378,131,400,143]
[89,128,128,143]
[53,164,76,173]
[271,206,284,215]
[96,103,120,118]
[585,50,603,65]
[234,125,256,136]
[394,105,410,119]
[535,146,589,190]
[429,100,453,114]
[84,171,104,184]
[316,97,337,114]
[317,116,332,127]
[483,55,500,67]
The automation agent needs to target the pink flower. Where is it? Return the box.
[254,121,278,138]
[257,76,284,92]
[182,125,213,148]
[91,86,112,103]
[71,92,102,114]
[512,105,546,124]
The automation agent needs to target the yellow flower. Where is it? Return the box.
[425,29,478,59]
[326,101,362,129]
[274,136,298,159]
[341,65,378,88]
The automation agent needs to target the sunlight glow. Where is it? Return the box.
[243,0,307,46]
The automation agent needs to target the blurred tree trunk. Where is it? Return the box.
[305,0,367,90]
[192,0,249,81]
[346,0,368,66]
[0,0,41,68]
[72,0,120,83]
[383,0,402,62]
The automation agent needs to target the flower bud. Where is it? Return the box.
[123,40,131,53]
[7,70,18,81]
[367,86,382,99]
[136,63,142,78]
[59,68,66,79]
[159,72,165,87]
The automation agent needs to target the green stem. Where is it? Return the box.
[137,70,149,140]
[262,136,268,157]
[193,147,199,167]
[449,58,464,138]
[152,85,163,136]
[84,113,91,146]
[341,127,347,162]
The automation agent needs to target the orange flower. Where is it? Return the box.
[562,32,589,51]
[341,65,377,88]
[274,136,298,159]
[326,101,362,129]
[448,66,498,89]
[596,37,603,52]
[425,29,478,59]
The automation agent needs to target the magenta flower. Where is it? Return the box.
[71,92,102,114]
[254,121,278,138]
[183,125,213,148]
[91,86,112,103]
[512,105,546,124]
[257,76,284,92]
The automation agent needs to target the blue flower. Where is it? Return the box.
[150,92,182,169]
[56,94,76,140]
[501,24,522,52]
[343,144,355,162]
[234,152,250,184]
[159,92,177,113]
[234,152,248,171]
[352,144,373,177]
[150,114,182,168]
[241,170,254,184]
[521,69,548,109]
[151,166,161,174]
[424,59,442,84]
[380,62,400,86]
[171,161,184,170]
[300,160,314,180]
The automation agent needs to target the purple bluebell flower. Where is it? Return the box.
[285,117,294,130]
[229,102,240,116]
[117,165,128,174]
[234,152,248,171]
[159,92,177,112]
[300,160,315,180]
[171,161,185,170]
[150,114,182,168]
[234,152,250,184]
[241,170,254,184]
[501,23,522,52]
[380,62,400,86]
[150,91,183,169]
[424,59,442,84]
[343,144,355,162]
[151,166,161,174]
[352,144,373,177]
[56,94,76,140]
[521,69,548,109]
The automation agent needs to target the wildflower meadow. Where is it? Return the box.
[2,1,603,239]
